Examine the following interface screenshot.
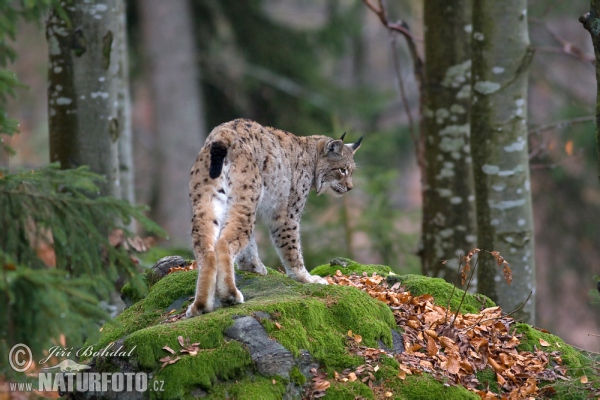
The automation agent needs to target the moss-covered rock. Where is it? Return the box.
[312,257,393,277]
[74,258,595,399]
[389,274,495,314]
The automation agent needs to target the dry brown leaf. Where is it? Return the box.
[347,372,357,382]
[426,335,438,357]
[178,336,185,347]
[275,322,282,330]
[163,346,175,354]
[539,338,550,347]
[503,264,513,285]
[580,375,588,384]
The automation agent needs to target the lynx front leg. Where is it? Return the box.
[236,233,267,275]
[269,219,328,285]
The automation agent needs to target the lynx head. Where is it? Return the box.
[315,133,362,197]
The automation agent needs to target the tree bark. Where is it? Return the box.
[579,3,600,182]
[421,0,476,286]
[115,0,134,205]
[47,0,123,198]
[139,0,207,246]
[470,0,535,323]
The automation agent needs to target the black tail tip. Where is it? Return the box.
[209,142,228,179]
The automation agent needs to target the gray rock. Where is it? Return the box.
[225,316,294,378]
[378,329,405,355]
[150,256,186,281]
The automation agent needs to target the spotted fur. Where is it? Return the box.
[186,119,362,317]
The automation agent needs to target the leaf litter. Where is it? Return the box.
[319,270,570,399]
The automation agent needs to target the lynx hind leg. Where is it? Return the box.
[236,233,268,275]
[186,207,219,317]
[186,251,218,317]
[215,156,261,304]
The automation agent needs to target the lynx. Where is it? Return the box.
[186,119,362,317]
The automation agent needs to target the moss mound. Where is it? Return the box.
[81,258,594,399]
[390,274,495,314]
[312,257,393,277]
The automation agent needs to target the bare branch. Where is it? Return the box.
[362,0,424,151]
[528,115,595,136]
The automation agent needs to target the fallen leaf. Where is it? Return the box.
[275,322,282,330]
[565,140,573,156]
[163,346,175,354]
[178,336,185,347]
[580,375,588,384]
[539,338,550,347]
[348,372,357,382]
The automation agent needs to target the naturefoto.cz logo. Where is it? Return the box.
[7,343,164,394]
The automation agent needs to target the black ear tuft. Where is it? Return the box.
[339,132,347,141]
[352,136,363,152]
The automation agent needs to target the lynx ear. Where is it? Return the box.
[346,136,363,154]
[326,139,344,155]
[339,132,347,141]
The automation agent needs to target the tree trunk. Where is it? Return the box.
[470,0,535,323]
[139,0,207,246]
[115,0,134,206]
[579,3,600,182]
[47,0,123,198]
[421,0,475,286]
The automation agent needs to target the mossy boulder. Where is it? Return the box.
[72,259,594,399]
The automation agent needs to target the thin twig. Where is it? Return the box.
[528,115,595,136]
[503,290,533,318]
[444,254,463,324]
[362,0,424,152]
[451,251,481,328]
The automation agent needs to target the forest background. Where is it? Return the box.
[2,0,600,354]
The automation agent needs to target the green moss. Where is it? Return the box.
[515,323,600,400]
[86,265,399,398]
[121,274,149,305]
[387,374,480,400]
[312,258,392,277]
[210,376,287,400]
[324,381,375,399]
[391,274,495,314]
[475,367,499,393]
[290,366,306,385]
[515,323,586,371]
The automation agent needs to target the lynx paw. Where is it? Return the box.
[186,302,212,318]
[300,274,329,285]
[219,289,244,306]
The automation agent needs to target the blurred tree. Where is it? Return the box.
[421,0,475,286]
[579,4,600,181]
[0,0,57,167]
[115,0,134,205]
[470,0,535,323]
[47,0,124,198]
[138,0,207,246]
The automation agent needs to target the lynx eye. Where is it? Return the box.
[338,168,348,176]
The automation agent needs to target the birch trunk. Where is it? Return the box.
[139,0,207,246]
[47,0,122,198]
[421,0,476,286]
[470,0,535,323]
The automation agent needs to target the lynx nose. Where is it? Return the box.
[346,182,353,191]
